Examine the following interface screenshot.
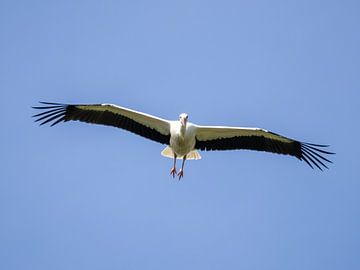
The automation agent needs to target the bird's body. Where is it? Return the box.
[32,102,334,179]
[169,120,197,158]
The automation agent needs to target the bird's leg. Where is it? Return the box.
[170,153,177,178]
[177,156,186,180]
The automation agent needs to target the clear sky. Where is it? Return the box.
[1,0,359,269]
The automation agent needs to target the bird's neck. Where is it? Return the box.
[179,124,186,137]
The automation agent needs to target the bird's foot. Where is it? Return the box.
[170,167,177,178]
[177,169,184,180]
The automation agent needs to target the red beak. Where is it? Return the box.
[180,118,187,126]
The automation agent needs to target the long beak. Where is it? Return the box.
[180,118,186,126]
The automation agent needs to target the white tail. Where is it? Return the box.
[161,146,201,160]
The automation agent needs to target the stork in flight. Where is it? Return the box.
[32,102,334,179]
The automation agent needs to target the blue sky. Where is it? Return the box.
[1,0,359,269]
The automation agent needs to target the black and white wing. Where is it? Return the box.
[194,125,334,170]
[32,102,171,144]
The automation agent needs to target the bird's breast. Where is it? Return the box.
[169,124,196,157]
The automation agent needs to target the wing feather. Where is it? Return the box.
[32,102,171,145]
[194,125,334,170]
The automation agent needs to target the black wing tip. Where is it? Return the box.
[302,142,336,154]
[300,141,334,171]
[32,101,69,126]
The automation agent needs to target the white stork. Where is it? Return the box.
[33,102,334,179]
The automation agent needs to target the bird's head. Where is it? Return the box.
[179,113,188,127]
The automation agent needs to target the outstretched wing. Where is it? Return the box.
[194,125,334,170]
[32,102,171,145]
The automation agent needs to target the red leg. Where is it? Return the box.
[170,153,177,178]
[177,156,186,180]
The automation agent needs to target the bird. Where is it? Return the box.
[32,102,334,179]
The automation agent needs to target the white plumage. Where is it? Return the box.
[33,102,334,179]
